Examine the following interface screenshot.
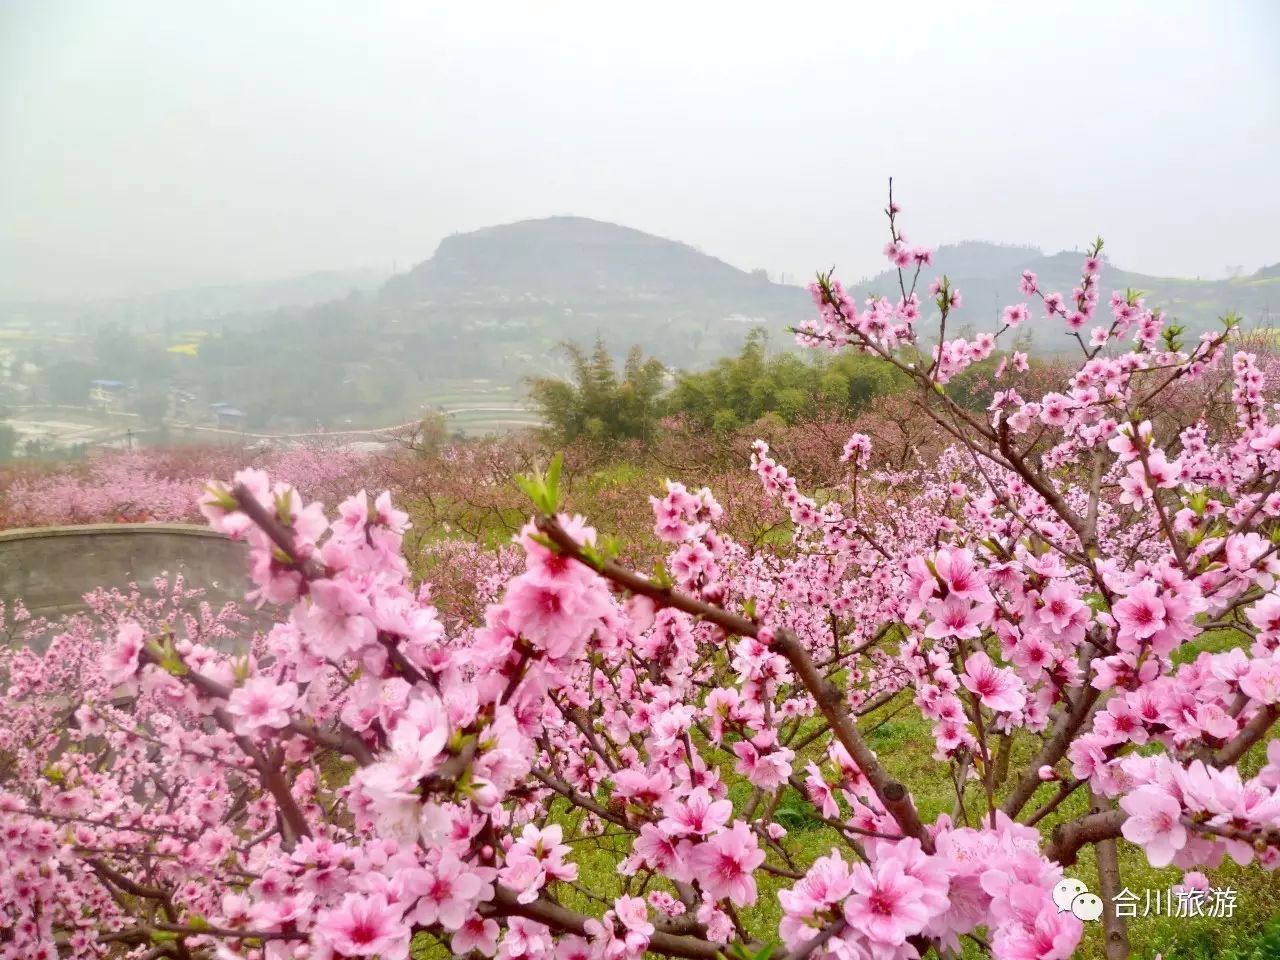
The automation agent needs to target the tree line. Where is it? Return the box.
[526,328,1014,444]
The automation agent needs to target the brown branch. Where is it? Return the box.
[1003,683,1101,817]
[1044,809,1126,866]
[230,483,327,580]
[142,646,375,766]
[488,886,721,959]
[535,514,932,851]
[786,918,847,960]
[89,858,168,900]
[1214,704,1278,767]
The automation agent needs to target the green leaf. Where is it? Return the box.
[651,561,673,590]
[202,483,237,510]
[528,532,560,553]
[545,453,563,512]
[516,455,565,515]
[596,533,621,562]
[515,472,546,511]
[273,488,294,526]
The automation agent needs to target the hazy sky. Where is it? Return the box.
[2,1,1278,299]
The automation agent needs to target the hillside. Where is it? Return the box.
[0,267,386,330]
[853,243,1280,351]
[12,221,1273,436]
[383,216,795,306]
[370,217,808,375]
[380,223,1278,362]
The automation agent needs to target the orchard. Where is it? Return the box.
[5,193,1280,960]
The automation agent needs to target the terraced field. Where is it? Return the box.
[417,379,541,436]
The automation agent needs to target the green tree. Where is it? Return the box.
[526,338,667,445]
[666,330,909,430]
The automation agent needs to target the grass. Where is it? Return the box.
[518,691,1280,960]
[397,497,1280,956]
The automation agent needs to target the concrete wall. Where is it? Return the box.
[0,523,253,622]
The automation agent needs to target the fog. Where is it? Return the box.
[2,0,1278,300]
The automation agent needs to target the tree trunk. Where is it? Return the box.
[1090,787,1131,960]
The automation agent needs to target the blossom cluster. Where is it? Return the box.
[4,194,1280,960]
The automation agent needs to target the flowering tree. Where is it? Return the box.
[0,444,385,528]
[4,187,1280,960]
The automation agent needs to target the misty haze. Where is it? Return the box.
[3,5,1280,960]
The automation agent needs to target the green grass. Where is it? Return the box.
[521,691,1280,959]
[862,696,1280,959]
[401,593,1280,958]
[396,486,1278,957]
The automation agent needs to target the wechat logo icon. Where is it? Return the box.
[1053,878,1104,922]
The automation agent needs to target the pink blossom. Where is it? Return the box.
[686,822,765,906]
[314,892,409,960]
[101,622,146,686]
[925,595,992,641]
[1002,303,1029,328]
[659,788,732,838]
[501,824,579,903]
[961,652,1026,712]
[453,915,501,957]
[1241,656,1280,704]
[614,895,654,936]
[226,677,299,735]
[843,857,930,946]
[1120,785,1187,867]
[403,854,491,930]
[1112,582,1167,648]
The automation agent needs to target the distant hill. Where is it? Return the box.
[377,222,1277,364]
[113,269,389,323]
[383,216,801,312]
[853,242,1280,351]
[0,267,386,328]
[373,216,808,374]
[8,219,1273,435]
[0,233,384,310]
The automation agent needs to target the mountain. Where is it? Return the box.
[372,216,808,374]
[103,269,388,323]
[0,267,387,330]
[11,219,1272,435]
[383,216,801,312]
[852,242,1280,351]
[379,222,1278,365]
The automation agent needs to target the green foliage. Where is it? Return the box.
[773,788,823,833]
[666,329,908,430]
[940,354,1007,412]
[515,453,564,515]
[1138,913,1280,960]
[526,338,667,445]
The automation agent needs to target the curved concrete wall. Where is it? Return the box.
[0,523,254,622]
